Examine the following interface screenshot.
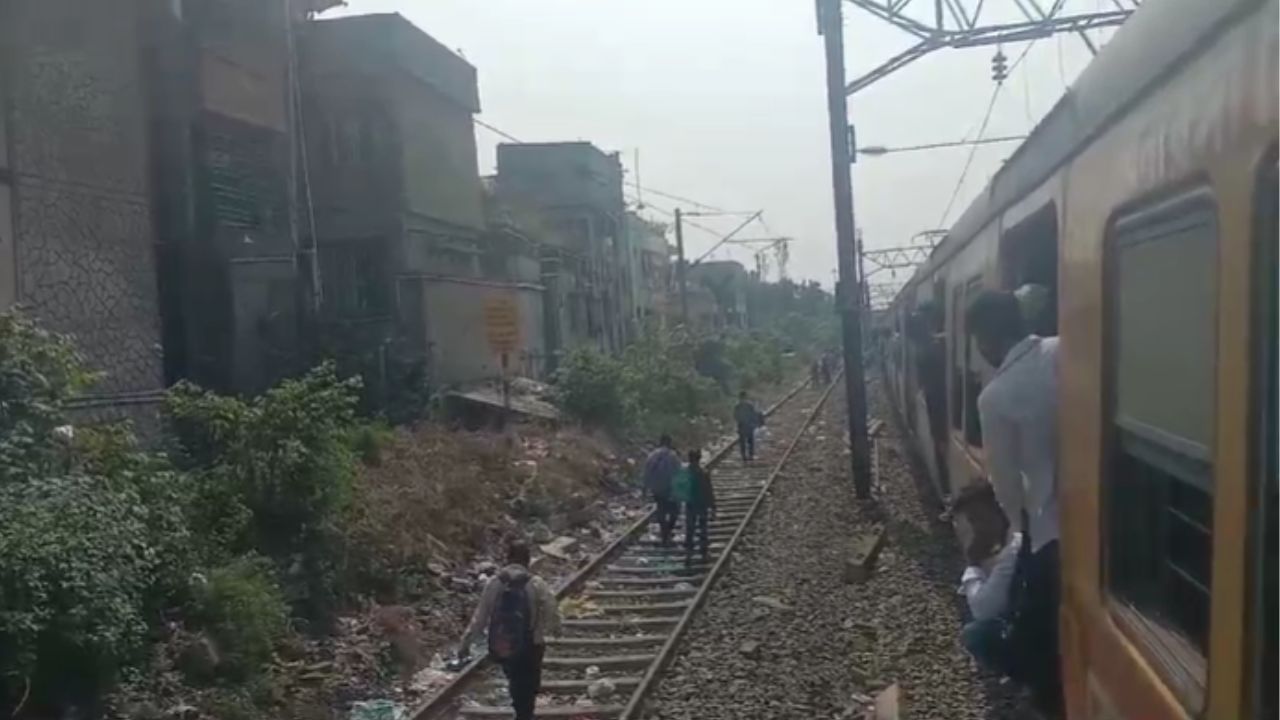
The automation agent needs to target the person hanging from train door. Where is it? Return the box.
[966,289,1062,716]
[950,482,1025,678]
[908,301,949,489]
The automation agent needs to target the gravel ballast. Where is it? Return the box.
[640,377,1019,719]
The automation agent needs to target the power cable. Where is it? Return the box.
[936,40,1037,227]
[473,117,733,218]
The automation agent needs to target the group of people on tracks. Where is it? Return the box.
[449,393,766,720]
[950,287,1063,718]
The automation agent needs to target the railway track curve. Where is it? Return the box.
[413,375,840,720]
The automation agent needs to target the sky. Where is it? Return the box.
[324,0,1116,291]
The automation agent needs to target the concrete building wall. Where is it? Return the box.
[3,0,164,399]
[395,72,484,234]
[417,277,546,385]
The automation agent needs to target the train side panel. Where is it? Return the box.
[1057,1,1278,717]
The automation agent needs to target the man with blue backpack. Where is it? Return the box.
[457,540,561,720]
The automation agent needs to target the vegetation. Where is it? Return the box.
[0,312,370,715]
[0,279,834,715]
[554,320,813,441]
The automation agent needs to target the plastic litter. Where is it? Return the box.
[349,700,407,720]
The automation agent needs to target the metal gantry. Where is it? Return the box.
[860,230,946,309]
[843,0,1138,95]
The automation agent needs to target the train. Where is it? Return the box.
[879,0,1277,718]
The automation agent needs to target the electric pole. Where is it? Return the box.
[818,0,873,499]
[674,208,689,326]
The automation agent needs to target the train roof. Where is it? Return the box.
[897,0,1263,303]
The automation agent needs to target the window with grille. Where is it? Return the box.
[320,240,390,320]
[1104,191,1217,711]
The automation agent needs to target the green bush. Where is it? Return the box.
[191,557,289,680]
[553,346,626,427]
[724,331,785,391]
[0,312,194,707]
[164,363,362,622]
[620,330,719,438]
[0,312,96,484]
[0,476,160,701]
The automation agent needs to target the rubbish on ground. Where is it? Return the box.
[739,640,761,658]
[752,595,792,611]
[410,666,457,694]
[584,665,601,679]
[349,700,407,720]
[587,677,617,700]
[560,597,603,618]
[540,536,579,560]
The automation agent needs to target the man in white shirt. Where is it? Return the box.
[967,289,1061,715]
[951,481,1023,675]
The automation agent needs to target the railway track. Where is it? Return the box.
[413,375,839,720]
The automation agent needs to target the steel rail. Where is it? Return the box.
[617,371,843,719]
[410,375,814,720]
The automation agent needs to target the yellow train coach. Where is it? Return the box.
[882,0,1277,717]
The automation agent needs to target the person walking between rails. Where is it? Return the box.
[733,391,762,462]
[967,289,1062,716]
[642,434,682,547]
[457,540,561,720]
[673,448,716,568]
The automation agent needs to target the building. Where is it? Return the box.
[625,212,670,330]
[0,0,165,427]
[689,260,750,330]
[301,13,545,394]
[147,0,311,396]
[495,142,629,363]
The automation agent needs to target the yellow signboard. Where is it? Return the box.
[483,296,520,354]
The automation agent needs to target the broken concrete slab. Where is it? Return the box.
[842,525,887,584]
[867,683,899,720]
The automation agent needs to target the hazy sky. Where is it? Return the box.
[325,0,1112,290]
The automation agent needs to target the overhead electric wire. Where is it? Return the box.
[936,40,1038,228]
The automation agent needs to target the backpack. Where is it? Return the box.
[671,466,693,504]
[487,574,534,661]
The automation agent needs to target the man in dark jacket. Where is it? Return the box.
[733,392,760,462]
[642,434,681,546]
[683,449,716,567]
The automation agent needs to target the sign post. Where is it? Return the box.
[483,296,521,428]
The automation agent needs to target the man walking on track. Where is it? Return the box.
[682,449,716,567]
[643,434,682,546]
[967,289,1062,716]
[733,391,761,462]
[458,540,561,720]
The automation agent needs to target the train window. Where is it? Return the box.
[1247,157,1276,720]
[1105,191,1217,710]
